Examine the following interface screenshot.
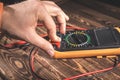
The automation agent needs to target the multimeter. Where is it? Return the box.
[52,27,120,58]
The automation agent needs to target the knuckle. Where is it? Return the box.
[56,10,63,15]
[48,1,56,4]
[48,27,54,32]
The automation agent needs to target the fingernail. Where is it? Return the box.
[53,36,61,42]
[47,49,54,57]
[57,37,61,42]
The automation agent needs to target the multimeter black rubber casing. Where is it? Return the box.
[45,27,120,58]
[55,27,120,51]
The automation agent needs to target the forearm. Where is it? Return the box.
[0,2,3,29]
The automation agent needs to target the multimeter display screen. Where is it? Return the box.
[55,27,120,51]
[95,28,117,45]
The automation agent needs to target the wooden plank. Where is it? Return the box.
[0,0,120,80]
[60,0,120,28]
[75,0,120,20]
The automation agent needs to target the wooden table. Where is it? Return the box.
[0,0,120,80]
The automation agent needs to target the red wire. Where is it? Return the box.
[4,24,87,48]
[4,24,119,80]
[30,48,42,80]
[31,52,35,71]
[64,63,120,80]
[37,23,87,30]
[66,25,87,30]
[31,48,39,71]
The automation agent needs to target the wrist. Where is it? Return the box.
[0,2,3,30]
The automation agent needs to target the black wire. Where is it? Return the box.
[113,56,120,67]
[1,40,120,80]
[0,41,44,80]
[0,69,9,80]
[29,47,45,80]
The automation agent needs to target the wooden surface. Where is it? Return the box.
[0,0,120,80]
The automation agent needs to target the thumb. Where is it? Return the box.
[22,28,54,57]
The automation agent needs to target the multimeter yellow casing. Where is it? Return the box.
[54,48,120,58]
[52,27,120,58]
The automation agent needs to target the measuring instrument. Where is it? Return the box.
[52,27,120,58]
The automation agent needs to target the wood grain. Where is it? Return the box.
[0,0,120,80]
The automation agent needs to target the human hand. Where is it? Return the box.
[1,0,69,57]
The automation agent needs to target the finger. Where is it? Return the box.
[51,4,69,21]
[42,1,69,21]
[50,10,69,34]
[38,9,61,42]
[44,15,61,42]
[20,28,55,57]
[56,12,66,34]
[44,1,69,21]
[62,11,69,21]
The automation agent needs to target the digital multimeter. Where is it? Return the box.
[52,27,120,58]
